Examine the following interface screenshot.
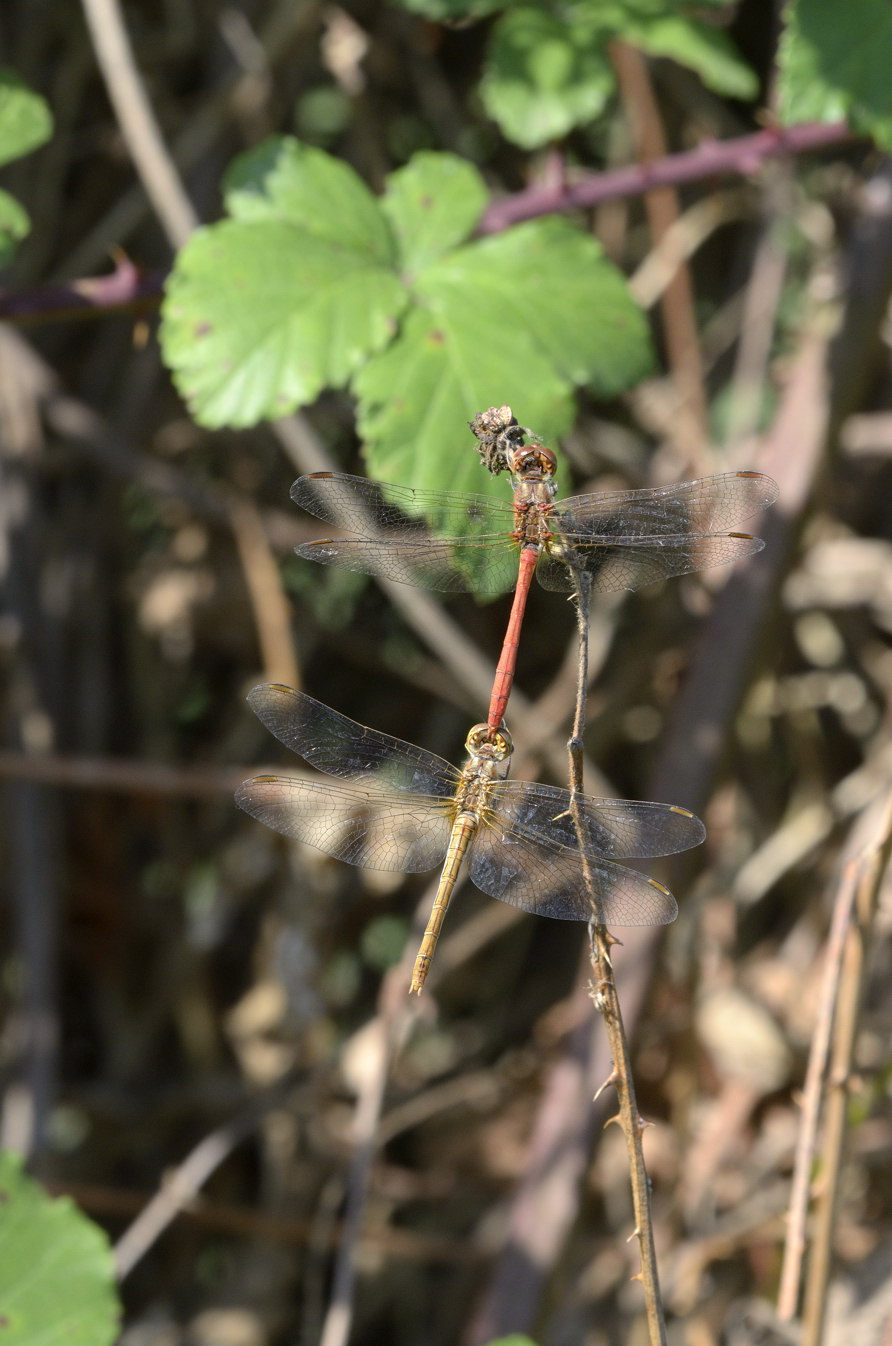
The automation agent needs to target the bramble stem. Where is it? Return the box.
[568,573,668,1346]
[480,122,852,234]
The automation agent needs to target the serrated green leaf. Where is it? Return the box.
[630,15,759,99]
[0,1151,120,1345]
[482,7,614,149]
[161,218,407,427]
[419,219,654,395]
[222,136,397,263]
[382,153,488,274]
[355,219,652,505]
[0,70,52,169]
[0,187,30,265]
[778,0,892,146]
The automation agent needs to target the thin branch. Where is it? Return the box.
[611,41,709,468]
[567,572,668,1346]
[480,122,853,234]
[776,858,859,1319]
[0,256,164,324]
[800,791,892,1345]
[80,0,199,248]
[0,750,250,797]
[112,1069,315,1279]
[229,493,301,688]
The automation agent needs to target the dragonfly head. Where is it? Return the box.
[506,443,557,484]
[465,723,514,764]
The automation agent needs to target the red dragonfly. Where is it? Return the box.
[291,451,778,732]
[235,685,705,992]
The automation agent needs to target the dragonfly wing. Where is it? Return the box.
[292,473,516,533]
[247,684,459,797]
[469,827,678,925]
[535,471,778,592]
[535,533,766,592]
[292,473,519,593]
[294,535,520,593]
[555,471,778,536]
[236,777,452,872]
[491,783,705,857]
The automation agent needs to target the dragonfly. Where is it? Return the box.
[235,684,705,993]
[291,450,778,733]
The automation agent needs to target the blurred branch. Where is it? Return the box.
[229,494,301,688]
[0,751,257,798]
[611,41,709,470]
[0,255,163,324]
[80,0,199,247]
[114,1100,267,1278]
[798,792,892,1343]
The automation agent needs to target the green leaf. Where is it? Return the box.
[162,220,407,427]
[382,153,488,274]
[0,187,30,265]
[161,139,407,427]
[0,69,52,169]
[161,138,653,467]
[417,219,654,397]
[630,15,759,100]
[778,0,892,146]
[222,136,397,262]
[481,7,615,150]
[355,218,652,505]
[0,1151,121,1345]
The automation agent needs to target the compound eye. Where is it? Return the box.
[536,445,557,471]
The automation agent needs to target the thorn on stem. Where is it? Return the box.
[593,1070,619,1101]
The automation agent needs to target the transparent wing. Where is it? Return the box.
[246,685,460,797]
[490,783,705,857]
[235,776,453,872]
[292,473,520,593]
[469,825,677,925]
[292,472,516,532]
[294,536,520,593]
[534,470,778,592]
[554,471,778,536]
[535,533,766,592]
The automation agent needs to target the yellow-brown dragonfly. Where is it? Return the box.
[235,685,705,992]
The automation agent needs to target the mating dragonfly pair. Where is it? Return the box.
[237,429,777,991]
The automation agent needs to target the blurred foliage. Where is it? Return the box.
[0,68,52,262]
